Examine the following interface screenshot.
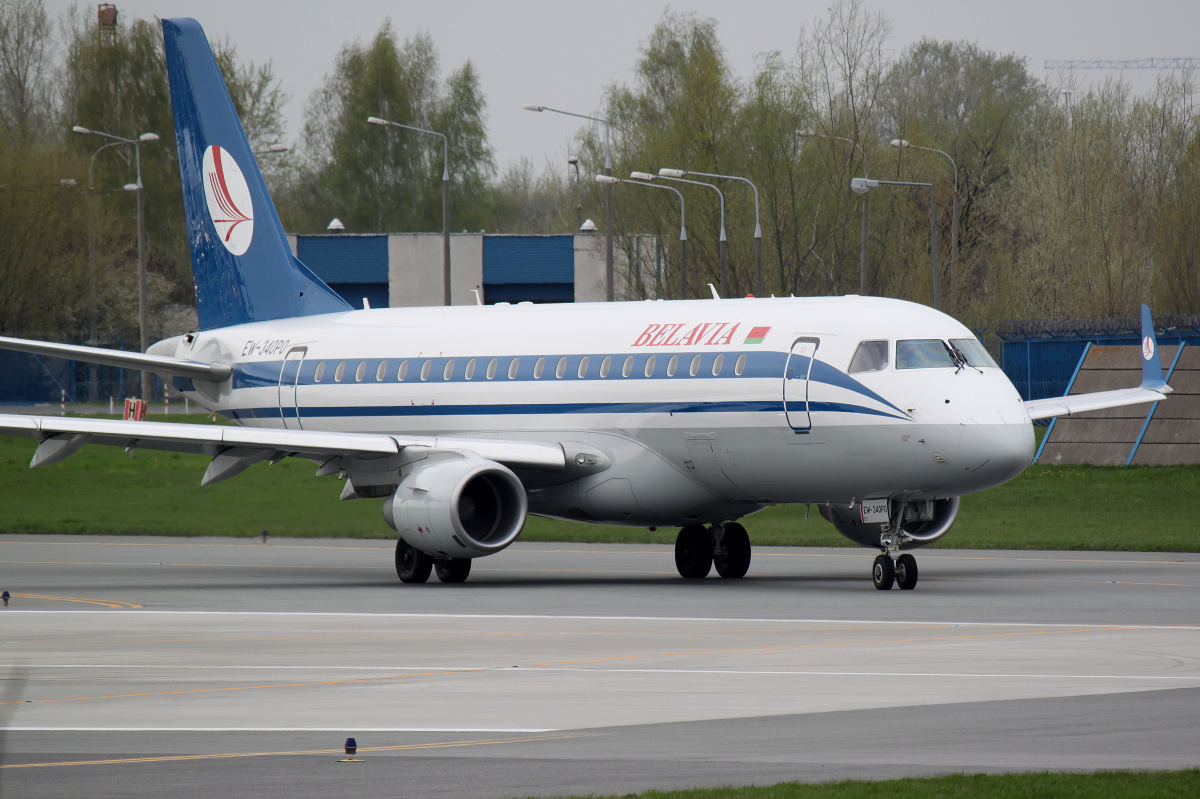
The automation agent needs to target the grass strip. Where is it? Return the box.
[532,769,1200,798]
[1,414,1197,551]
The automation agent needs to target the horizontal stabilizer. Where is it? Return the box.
[0,336,231,382]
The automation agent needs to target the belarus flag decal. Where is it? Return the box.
[743,326,771,344]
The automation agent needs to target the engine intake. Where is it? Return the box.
[820,497,960,550]
[383,457,528,558]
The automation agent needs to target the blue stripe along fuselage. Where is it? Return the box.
[224,399,908,422]
[234,349,908,417]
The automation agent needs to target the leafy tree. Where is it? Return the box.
[288,21,494,234]
[0,0,53,147]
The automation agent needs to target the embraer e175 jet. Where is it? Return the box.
[0,18,1173,590]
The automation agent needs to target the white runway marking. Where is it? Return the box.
[1,727,558,733]
[6,609,1200,630]
[4,664,1198,682]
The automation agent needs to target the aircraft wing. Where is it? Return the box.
[0,414,567,487]
[1024,386,1169,421]
[1023,304,1172,421]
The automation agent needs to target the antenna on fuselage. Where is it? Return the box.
[708,283,721,300]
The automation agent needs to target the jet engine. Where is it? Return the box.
[383,456,528,559]
[820,497,960,550]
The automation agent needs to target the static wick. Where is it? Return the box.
[339,736,363,762]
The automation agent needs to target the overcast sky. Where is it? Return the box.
[45,1,1200,173]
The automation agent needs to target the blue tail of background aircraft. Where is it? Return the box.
[162,18,350,330]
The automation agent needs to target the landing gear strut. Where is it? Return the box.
[674,522,753,579]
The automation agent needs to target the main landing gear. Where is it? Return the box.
[674,522,751,579]
[395,539,471,584]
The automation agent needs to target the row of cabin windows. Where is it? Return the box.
[847,338,998,373]
[310,353,750,384]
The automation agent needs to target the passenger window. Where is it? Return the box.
[896,340,957,369]
[712,353,725,376]
[376,360,387,381]
[689,354,701,376]
[397,360,408,381]
[622,355,634,377]
[354,361,366,382]
[507,358,519,379]
[420,360,432,380]
[644,355,656,377]
[577,356,589,378]
[334,361,346,382]
[534,357,545,378]
[443,359,455,380]
[465,359,476,380]
[487,358,498,379]
[600,355,612,378]
[849,340,889,373]
[555,357,567,378]
[314,362,326,382]
[735,354,746,375]
[667,355,678,377]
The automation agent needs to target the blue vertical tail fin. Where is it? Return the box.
[1139,304,1167,389]
[162,18,350,330]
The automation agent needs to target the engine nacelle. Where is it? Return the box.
[820,497,960,550]
[383,456,528,559]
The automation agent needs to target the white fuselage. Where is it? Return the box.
[163,295,1035,527]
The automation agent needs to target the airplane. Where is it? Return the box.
[0,18,1174,590]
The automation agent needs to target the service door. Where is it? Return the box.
[278,347,307,430]
[784,337,820,432]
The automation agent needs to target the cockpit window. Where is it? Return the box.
[949,338,999,368]
[848,340,889,373]
[896,339,957,369]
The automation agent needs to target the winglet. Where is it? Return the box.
[1139,304,1167,389]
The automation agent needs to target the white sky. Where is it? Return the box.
[46,1,1200,173]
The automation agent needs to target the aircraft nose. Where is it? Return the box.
[958,409,1035,490]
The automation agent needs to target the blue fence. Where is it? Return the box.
[998,314,1200,400]
[1,342,146,405]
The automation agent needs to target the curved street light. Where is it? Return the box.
[597,174,687,300]
[660,168,761,296]
[631,171,727,297]
[798,131,870,294]
[891,138,958,310]
[525,105,614,301]
[851,177,939,310]
[72,125,159,401]
[367,116,452,306]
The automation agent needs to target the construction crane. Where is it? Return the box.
[1045,58,1200,70]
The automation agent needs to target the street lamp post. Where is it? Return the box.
[851,178,939,310]
[567,156,582,230]
[631,171,726,296]
[891,139,958,310]
[367,116,451,306]
[659,167,761,296]
[73,125,159,402]
[797,131,869,294]
[524,105,614,301]
[596,174,686,300]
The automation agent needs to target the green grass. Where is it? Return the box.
[531,770,1200,798]
[1,413,1198,551]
